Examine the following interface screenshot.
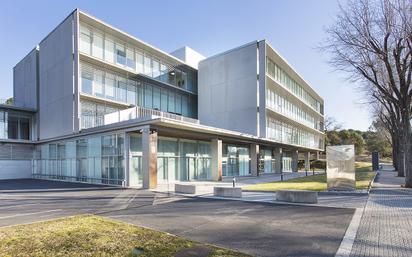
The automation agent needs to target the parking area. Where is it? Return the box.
[0,179,355,257]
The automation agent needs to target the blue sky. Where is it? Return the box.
[0,0,371,130]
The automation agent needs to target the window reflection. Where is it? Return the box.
[0,110,31,140]
[79,23,197,93]
[79,62,197,119]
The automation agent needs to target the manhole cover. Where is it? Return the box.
[174,246,212,257]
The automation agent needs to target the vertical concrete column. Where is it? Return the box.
[274,148,283,173]
[304,152,310,171]
[250,144,260,176]
[211,139,222,181]
[142,127,158,189]
[291,150,299,172]
[124,132,130,187]
[316,151,320,160]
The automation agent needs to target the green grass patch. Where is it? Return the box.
[0,215,249,257]
[244,162,375,192]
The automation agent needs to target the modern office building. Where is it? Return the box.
[0,9,324,188]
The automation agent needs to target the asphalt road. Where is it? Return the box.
[0,179,354,257]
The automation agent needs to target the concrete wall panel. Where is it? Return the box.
[0,160,32,180]
[198,42,258,136]
[38,14,75,140]
[13,48,38,109]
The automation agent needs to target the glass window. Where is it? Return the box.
[136,51,144,74]
[175,69,183,88]
[168,91,175,113]
[115,42,126,66]
[153,87,161,110]
[117,77,127,103]
[105,73,116,100]
[81,69,93,95]
[144,55,152,77]
[160,63,168,83]
[127,81,136,106]
[181,71,187,90]
[79,25,91,55]
[92,31,104,59]
[0,111,7,139]
[7,115,18,139]
[175,94,182,114]
[104,36,115,63]
[182,95,188,116]
[126,47,135,70]
[144,84,152,108]
[136,81,143,106]
[94,70,104,97]
[152,59,160,79]
[161,88,168,112]
[168,68,176,85]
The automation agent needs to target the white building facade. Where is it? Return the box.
[3,9,324,188]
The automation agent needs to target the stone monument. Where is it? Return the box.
[326,145,355,191]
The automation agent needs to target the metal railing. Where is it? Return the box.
[81,105,199,129]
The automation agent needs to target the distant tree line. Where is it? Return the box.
[324,117,392,157]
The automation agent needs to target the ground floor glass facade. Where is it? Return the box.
[222,144,250,177]
[34,133,125,185]
[129,134,212,185]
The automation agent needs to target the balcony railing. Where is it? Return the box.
[81,106,199,129]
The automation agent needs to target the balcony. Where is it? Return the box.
[81,105,199,130]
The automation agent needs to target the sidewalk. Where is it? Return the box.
[350,165,412,257]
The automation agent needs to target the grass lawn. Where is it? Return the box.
[244,162,376,192]
[0,215,249,257]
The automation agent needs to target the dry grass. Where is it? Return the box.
[244,162,375,192]
[0,215,249,257]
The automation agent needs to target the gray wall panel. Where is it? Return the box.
[0,160,32,179]
[38,14,75,140]
[13,48,38,109]
[198,43,259,136]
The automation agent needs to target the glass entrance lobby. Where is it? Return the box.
[129,133,212,185]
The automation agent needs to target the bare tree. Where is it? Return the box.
[323,0,412,186]
[371,100,402,174]
[324,116,343,132]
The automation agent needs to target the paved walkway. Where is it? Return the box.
[350,165,412,257]
[154,170,323,195]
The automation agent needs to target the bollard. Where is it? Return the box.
[232,177,236,188]
[305,170,308,176]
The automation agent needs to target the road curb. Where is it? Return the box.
[335,207,364,257]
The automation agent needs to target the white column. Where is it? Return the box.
[291,150,299,172]
[250,144,260,176]
[124,132,130,187]
[142,127,158,189]
[211,139,222,181]
[304,152,310,171]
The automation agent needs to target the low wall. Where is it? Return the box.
[175,184,196,194]
[276,190,318,204]
[0,160,32,180]
[214,187,242,198]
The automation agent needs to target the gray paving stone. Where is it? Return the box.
[350,169,412,257]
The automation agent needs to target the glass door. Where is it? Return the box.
[129,155,142,188]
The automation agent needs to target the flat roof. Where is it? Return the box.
[0,104,36,113]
